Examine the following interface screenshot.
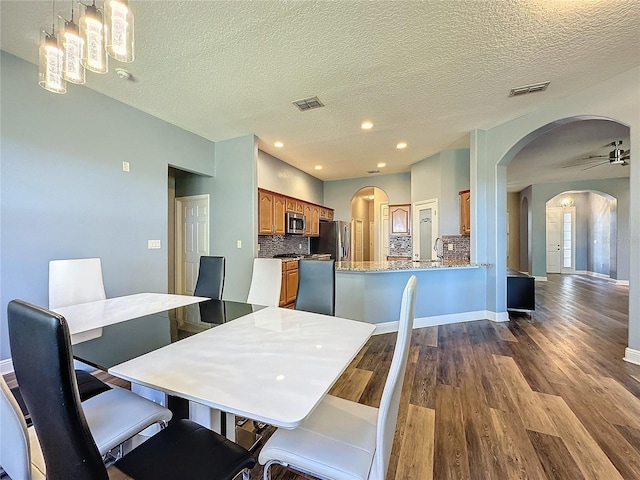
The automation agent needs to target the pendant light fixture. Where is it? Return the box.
[59,5,85,84]
[80,0,108,74]
[105,0,134,63]
[38,2,66,94]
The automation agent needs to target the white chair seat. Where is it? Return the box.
[27,427,46,479]
[82,387,173,455]
[259,395,378,480]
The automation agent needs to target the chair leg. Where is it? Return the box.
[242,468,251,480]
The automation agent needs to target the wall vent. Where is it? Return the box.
[367,170,380,174]
[292,96,324,111]
[509,81,550,97]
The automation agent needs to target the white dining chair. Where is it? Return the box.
[247,258,282,307]
[49,258,107,309]
[258,275,417,480]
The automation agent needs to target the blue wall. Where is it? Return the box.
[0,52,216,361]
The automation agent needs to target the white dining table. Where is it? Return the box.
[58,293,375,439]
[108,305,375,432]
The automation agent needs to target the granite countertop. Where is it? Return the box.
[335,260,484,272]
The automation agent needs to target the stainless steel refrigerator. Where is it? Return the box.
[310,221,351,261]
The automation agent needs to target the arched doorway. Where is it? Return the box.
[350,187,389,261]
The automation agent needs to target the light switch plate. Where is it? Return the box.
[448,243,454,251]
[236,240,242,249]
[122,161,130,172]
[148,240,161,249]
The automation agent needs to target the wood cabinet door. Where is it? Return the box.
[273,195,286,235]
[390,204,411,235]
[285,198,296,213]
[460,191,471,235]
[258,191,274,234]
[327,209,334,220]
[279,269,287,306]
[304,204,313,236]
[312,205,320,236]
[285,265,298,305]
[295,201,305,214]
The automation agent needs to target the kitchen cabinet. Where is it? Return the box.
[319,207,335,221]
[258,190,286,235]
[389,204,411,235]
[459,190,470,235]
[280,260,299,307]
[304,204,313,236]
[285,198,296,213]
[311,205,320,236]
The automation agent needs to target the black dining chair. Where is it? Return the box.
[194,256,226,300]
[294,259,336,316]
[7,299,256,480]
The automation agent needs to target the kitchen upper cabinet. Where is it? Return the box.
[258,190,285,235]
[285,198,296,213]
[389,204,411,235]
[319,207,335,221]
[460,190,470,235]
[304,204,313,236]
[311,205,320,236]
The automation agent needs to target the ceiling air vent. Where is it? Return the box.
[292,96,324,111]
[367,170,380,174]
[509,81,550,97]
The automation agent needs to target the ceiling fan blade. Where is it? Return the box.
[581,161,608,171]
[562,159,606,168]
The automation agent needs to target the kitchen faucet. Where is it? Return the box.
[434,237,444,262]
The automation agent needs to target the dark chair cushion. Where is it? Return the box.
[194,256,225,300]
[115,419,256,480]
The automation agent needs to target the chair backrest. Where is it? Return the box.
[247,258,282,307]
[7,300,108,480]
[0,375,31,480]
[194,256,225,300]
[370,275,417,480]
[49,258,106,309]
[294,259,336,316]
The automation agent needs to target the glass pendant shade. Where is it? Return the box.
[39,30,66,94]
[105,0,134,62]
[80,3,108,73]
[59,16,85,84]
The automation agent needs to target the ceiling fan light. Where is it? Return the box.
[80,3,108,73]
[105,0,134,63]
[39,30,66,94]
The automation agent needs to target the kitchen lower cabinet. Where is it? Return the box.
[280,261,299,307]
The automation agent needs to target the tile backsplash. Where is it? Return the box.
[258,235,310,258]
[389,235,413,258]
[442,235,470,262]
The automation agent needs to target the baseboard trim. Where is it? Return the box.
[624,348,640,366]
[534,276,548,282]
[373,310,509,334]
[1,358,14,375]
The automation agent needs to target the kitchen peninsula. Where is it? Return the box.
[335,260,496,330]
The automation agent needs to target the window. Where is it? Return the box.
[563,211,572,269]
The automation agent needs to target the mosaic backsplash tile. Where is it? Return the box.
[442,235,470,262]
[389,235,413,258]
[258,235,310,258]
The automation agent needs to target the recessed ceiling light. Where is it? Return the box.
[396,142,407,149]
[274,141,284,148]
[377,162,386,168]
[361,121,373,130]
[314,165,323,170]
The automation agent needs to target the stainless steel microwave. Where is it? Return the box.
[286,212,306,235]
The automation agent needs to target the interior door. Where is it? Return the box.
[412,199,438,261]
[379,203,389,261]
[176,195,210,294]
[546,206,562,274]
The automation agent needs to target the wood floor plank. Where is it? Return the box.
[393,404,435,480]
[328,367,372,402]
[527,430,585,480]
[433,384,471,480]
[537,392,624,480]
[493,355,557,435]
[489,408,548,479]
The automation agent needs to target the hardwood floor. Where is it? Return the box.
[255,273,640,480]
[4,274,639,480]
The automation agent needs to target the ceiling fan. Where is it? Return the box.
[562,140,631,171]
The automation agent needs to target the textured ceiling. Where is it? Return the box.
[1,1,639,184]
